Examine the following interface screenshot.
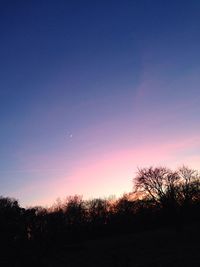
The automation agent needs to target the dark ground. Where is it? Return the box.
[1,222,199,267]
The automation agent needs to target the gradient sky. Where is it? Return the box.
[1,0,200,207]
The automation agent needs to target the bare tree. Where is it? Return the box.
[178,166,200,205]
[133,167,180,208]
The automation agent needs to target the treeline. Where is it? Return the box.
[0,166,199,256]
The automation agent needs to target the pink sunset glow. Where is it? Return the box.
[13,133,200,207]
[1,2,200,208]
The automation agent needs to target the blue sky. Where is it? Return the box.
[0,0,200,206]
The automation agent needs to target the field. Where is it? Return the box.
[1,222,199,267]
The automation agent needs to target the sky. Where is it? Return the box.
[0,0,200,207]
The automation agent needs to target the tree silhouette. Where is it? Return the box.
[134,167,180,207]
[0,166,199,266]
[0,197,26,254]
[178,166,200,205]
